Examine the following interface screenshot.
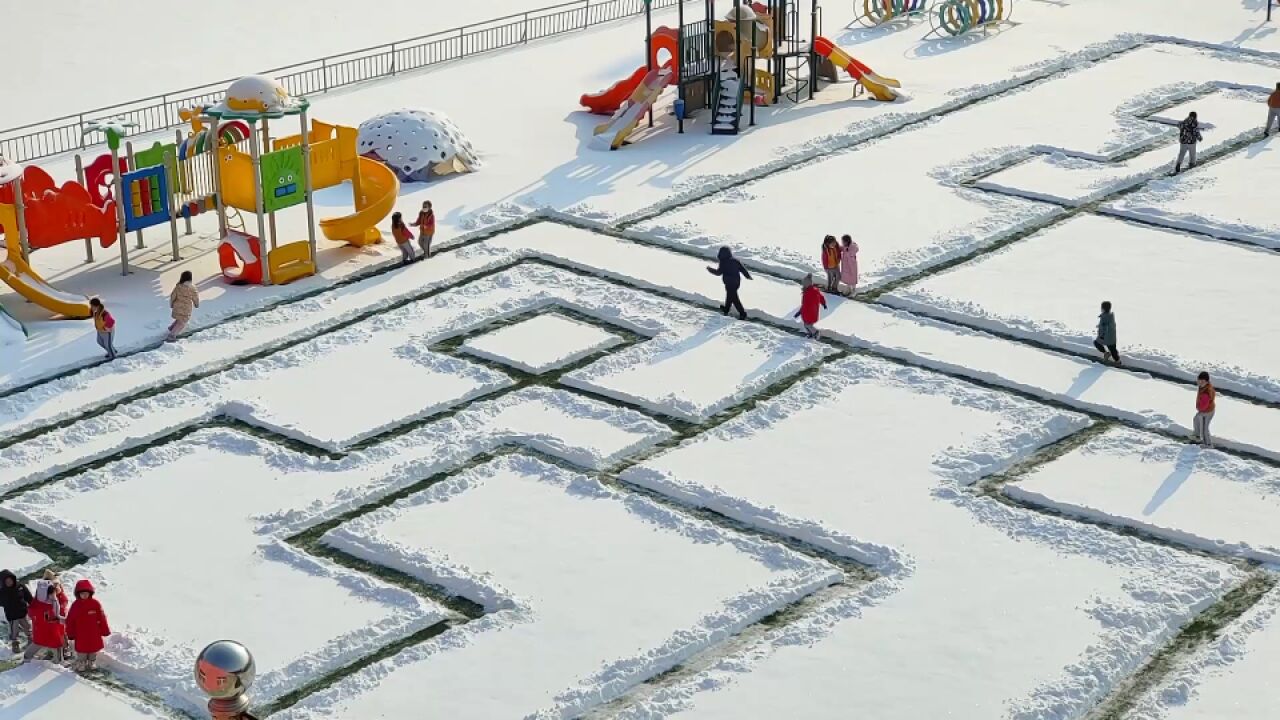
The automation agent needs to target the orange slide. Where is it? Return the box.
[813,36,901,102]
[580,27,680,114]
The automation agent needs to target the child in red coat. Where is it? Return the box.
[794,274,828,339]
[25,573,68,664]
[65,579,110,672]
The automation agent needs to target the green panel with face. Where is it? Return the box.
[260,146,306,213]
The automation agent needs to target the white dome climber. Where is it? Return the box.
[356,109,480,183]
[221,75,300,114]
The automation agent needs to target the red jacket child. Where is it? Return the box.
[797,283,827,325]
[29,579,69,650]
[65,579,111,654]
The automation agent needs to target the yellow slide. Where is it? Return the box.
[0,204,91,319]
[319,156,399,246]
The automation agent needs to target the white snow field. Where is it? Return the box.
[281,454,840,719]
[460,312,624,374]
[884,214,1280,401]
[1127,587,1280,720]
[975,88,1271,207]
[616,357,1239,719]
[1007,427,1280,564]
[0,663,174,720]
[1105,133,1280,249]
[4,0,1280,716]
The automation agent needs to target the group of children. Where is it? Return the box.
[390,200,436,265]
[82,201,438,363]
[1094,301,1218,449]
[1,568,111,672]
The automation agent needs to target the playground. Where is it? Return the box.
[2,0,1280,718]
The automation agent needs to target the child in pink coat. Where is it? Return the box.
[839,235,859,296]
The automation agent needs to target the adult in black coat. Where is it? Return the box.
[707,246,752,320]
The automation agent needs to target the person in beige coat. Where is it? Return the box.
[167,271,200,341]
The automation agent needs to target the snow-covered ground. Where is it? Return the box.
[4,0,1280,716]
[1007,427,1280,564]
[884,214,1280,402]
[281,454,839,719]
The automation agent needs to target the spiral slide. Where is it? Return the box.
[319,156,400,246]
[813,37,901,102]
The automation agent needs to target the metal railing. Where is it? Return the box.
[0,0,685,164]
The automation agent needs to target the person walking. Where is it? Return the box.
[65,579,110,672]
[839,234,859,296]
[413,200,435,259]
[391,212,416,265]
[1193,371,1216,449]
[1266,83,1280,137]
[1093,301,1121,365]
[707,246,752,320]
[89,298,117,360]
[820,235,841,293]
[25,573,68,664]
[166,271,200,342]
[1174,111,1203,174]
[0,570,33,655]
[794,274,828,338]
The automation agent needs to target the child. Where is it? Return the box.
[167,271,200,342]
[413,201,435,259]
[89,298,117,360]
[820,235,841,293]
[65,579,110,672]
[839,234,859,297]
[391,212,415,265]
[25,571,68,664]
[794,274,828,339]
[707,246,752,320]
[1174,111,1203,174]
[0,570,32,654]
[1193,371,1216,449]
[1093,301,1120,365]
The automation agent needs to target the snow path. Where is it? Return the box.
[1104,133,1280,249]
[614,356,1238,719]
[0,533,49,578]
[884,214,1280,402]
[7,222,1280,499]
[460,312,624,374]
[1005,427,1280,564]
[0,387,672,713]
[1126,586,1280,720]
[975,88,1271,207]
[0,664,173,720]
[0,261,818,491]
[278,455,840,719]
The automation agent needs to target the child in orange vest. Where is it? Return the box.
[1193,371,1216,449]
[391,212,415,265]
[820,235,841,293]
[89,298,117,360]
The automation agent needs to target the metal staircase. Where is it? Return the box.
[711,62,744,135]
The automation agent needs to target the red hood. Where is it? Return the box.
[74,579,95,596]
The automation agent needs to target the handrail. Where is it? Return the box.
[0,0,686,164]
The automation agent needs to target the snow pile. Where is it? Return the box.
[0,663,173,719]
[357,109,480,182]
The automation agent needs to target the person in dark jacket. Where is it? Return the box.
[1,569,33,654]
[1174,112,1203,174]
[1093,300,1121,365]
[707,246,752,320]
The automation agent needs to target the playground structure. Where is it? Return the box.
[0,75,403,321]
[205,75,398,286]
[580,0,901,148]
[853,0,930,27]
[927,0,1013,37]
[357,109,480,183]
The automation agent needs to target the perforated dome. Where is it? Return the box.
[357,109,480,180]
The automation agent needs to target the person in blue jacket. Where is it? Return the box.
[707,246,752,320]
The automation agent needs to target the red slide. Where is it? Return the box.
[580,27,680,115]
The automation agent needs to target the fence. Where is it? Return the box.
[0,0,685,165]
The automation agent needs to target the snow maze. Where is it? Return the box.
[5,37,1280,720]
